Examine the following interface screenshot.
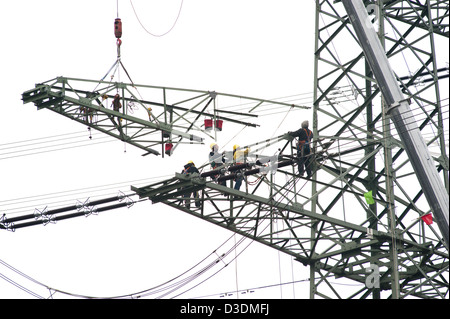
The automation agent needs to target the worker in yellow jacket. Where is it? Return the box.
[232,144,250,190]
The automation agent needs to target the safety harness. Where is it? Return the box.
[297,129,312,155]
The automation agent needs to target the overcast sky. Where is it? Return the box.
[3,0,447,302]
[0,0,320,299]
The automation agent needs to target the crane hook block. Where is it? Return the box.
[114,18,122,39]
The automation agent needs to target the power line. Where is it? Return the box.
[190,278,311,299]
[0,272,45,299]
[0,175,171,219]
[0,138,117,161]
[7,84,446,161]
[0,130,95,148]
[1,109,446,218]
[2,102,445,163]
[130,0,184,37]
[0,215,268,299]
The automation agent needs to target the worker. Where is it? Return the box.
[111,93,123,125]
[288,120,314,178]
[112,94,122,111]
[147,107,153,121]
[209,143,220,168]
[208,143,226,186]
[181,161,201,209]
[80,92,97,123]
[232,144,250,191]
[80,106,94,124]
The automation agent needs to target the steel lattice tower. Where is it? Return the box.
[309,0,449,298]
[16,0,449,299]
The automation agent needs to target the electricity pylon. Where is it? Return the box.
[309,0,449,298]
[17,0,449,299]
[133,0,449,299]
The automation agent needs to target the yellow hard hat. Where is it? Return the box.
[233,144,240,150]
[188,160,194,165]
[210,143,217,150]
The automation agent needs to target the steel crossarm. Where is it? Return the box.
[22,76,309,157]
[131,172,449,298]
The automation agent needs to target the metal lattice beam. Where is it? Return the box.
[16,0,449,300]
[22,76,308,157]
[309,0,449,298]
[131,149,449,299]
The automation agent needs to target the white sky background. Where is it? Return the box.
[0,0,318,299]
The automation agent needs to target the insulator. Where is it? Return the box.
[228,163,252,172]
[200,169,220,178]
[217,173,236,183]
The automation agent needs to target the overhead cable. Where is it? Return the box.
[130,0,184,37]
